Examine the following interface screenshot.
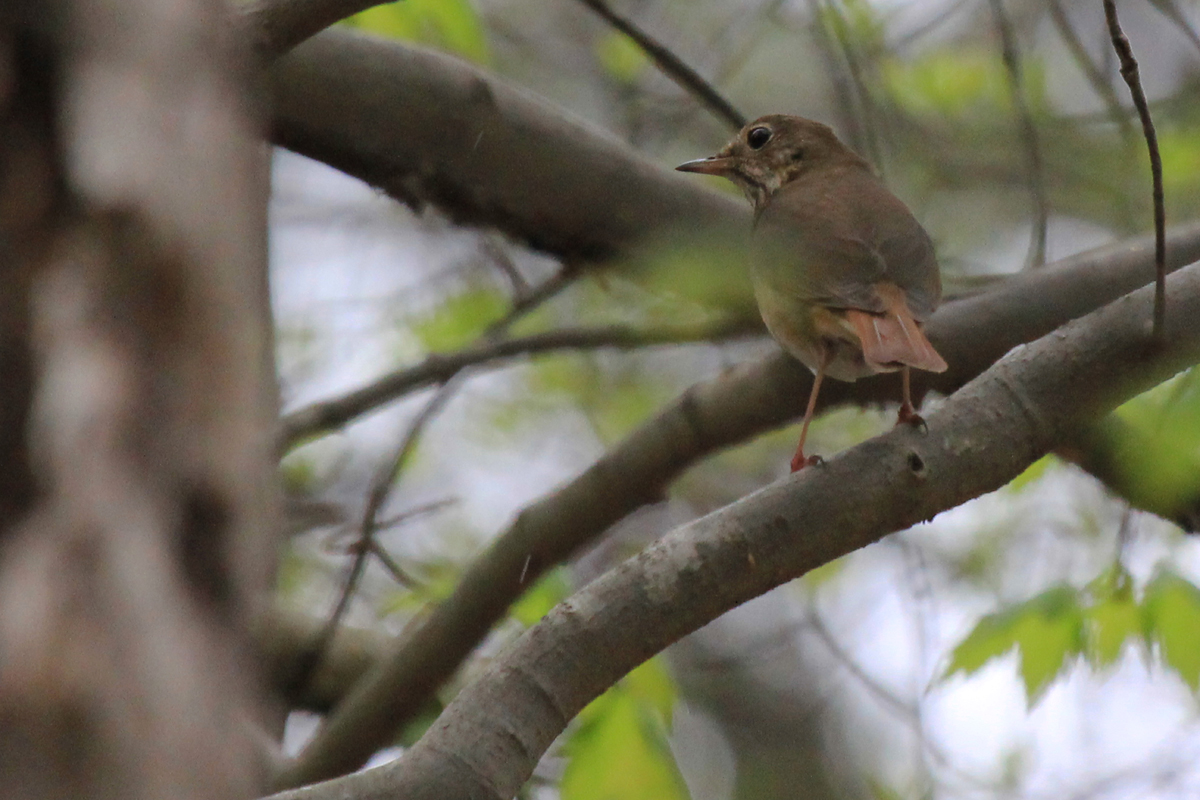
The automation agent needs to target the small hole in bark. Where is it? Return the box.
[906,451,925,473]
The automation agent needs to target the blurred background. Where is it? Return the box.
[271,1,1200,798]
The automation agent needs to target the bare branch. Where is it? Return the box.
[1146,0,1200,57]
[988,0,1048,269]
[267,259,1200,800]
[267,29,751,262]
[1104,0,1167,341]
[1045,0,1134,140]
[255,607,390,713]
[281,382,459,701]
[574,0,746,130]
[815,0,886,173]
[485,262,583,337]
[279,318,760,449]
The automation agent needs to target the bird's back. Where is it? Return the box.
[751,162,941,321]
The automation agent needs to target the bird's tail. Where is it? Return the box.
[845,284,948,374]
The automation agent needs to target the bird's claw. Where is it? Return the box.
[896,405,927,433]
[790,453,824,473]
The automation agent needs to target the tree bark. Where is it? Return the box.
[0,1,278,797]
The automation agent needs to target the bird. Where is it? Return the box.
[676,114,947,472]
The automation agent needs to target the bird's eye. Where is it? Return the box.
[746,126,772,149]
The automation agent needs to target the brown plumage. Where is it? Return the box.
[677,114,947,471]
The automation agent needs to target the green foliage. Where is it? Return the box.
[561,658,689,800]
[1113,369,1200,515]
[946,566,1200,702]
[946,585,1083,703]
[378,554,465,616]
[1006,454,1054,493]
[274,546,314,598]
[883,47,1046,121]
[1142,570,1200,690]
[1083,566,1140,669]
[280,454,320,494]
[488,352,676,445]
[409,285,508,352]
[595,31,649,85]
[510,568,572,627]
[345,0,490,63]
[817,0,885,53]
[629,233,757,318]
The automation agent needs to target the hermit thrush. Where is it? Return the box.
[677,114,947,471]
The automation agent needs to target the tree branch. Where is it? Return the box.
[1045,0,1134,140]
[1104,0,1167,341]
[267,260,1200,800]
[573,0,746,130]
[988,0,1048,269]
[280,318,759,448]
[266,29,750,263]
[271,224,1200,789]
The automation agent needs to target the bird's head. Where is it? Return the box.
[676,115,865,211]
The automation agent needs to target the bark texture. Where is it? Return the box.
[0,1,278,797]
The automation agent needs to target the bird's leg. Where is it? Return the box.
[896,366,927,431]
[791,351,828,472]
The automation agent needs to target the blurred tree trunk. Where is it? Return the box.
[0,1,278,798]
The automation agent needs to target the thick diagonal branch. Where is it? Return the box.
[273,223,1200,789]
[268,251,1200,800]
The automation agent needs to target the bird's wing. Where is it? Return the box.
[871,206,941,320]
[751,206,889,313]
[751,165,943,318]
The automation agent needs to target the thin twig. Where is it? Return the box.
[366,539,421,589]
[375,497,459,531]
[573,0,746,130]
[820,0,887,176]
[479,235,530,302]
[279,317,759,449]
[282,381,460,700]
[805,0,867,160]
[988,0,1048,269]
[1045,0,1134,140]
[892,0,974,51]
[803,609,992,789]
[1146,0,1200,57]
[485,265,579,337]
[1104,0,1167,342]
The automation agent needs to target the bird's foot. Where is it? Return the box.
[896,403,927,433]
[790,452,824,472]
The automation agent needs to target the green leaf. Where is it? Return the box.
[510,568,572,628]
[280,454,320,494]
[409,285,508,352]
[1113,369,1200,515]
[882,47,1045,121]
[595,31,649,84]
[561,659,687,800]
[345,0,491,64]
[1007,454,1055,492]
[1083,565,1140,668]
[1142,571,1200,690]
[944,586,1083,703]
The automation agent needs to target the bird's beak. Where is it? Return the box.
[675,156,735,176]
